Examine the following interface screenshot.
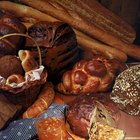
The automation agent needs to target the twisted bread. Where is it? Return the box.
[57,55,122,95]
[0,10,26,55]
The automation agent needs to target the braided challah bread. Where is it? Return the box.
[0,10,26,56]
[26,21,79,82]
[57,55,123,94]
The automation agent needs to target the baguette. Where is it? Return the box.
[0,1,58,23]
[17,0,140,60]
[50,0,135,43]
[75,30,128,62]
[23,82,55,118]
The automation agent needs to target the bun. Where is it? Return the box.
[0,10,26,55]
[110,65,140,116]
[57,55,122,95]
[26,21,79,82]
[6,74,25,85]
[67,93,117,138]
[18,50,38,72]
[0,55,24,78]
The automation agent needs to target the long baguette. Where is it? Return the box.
[0,1,124,62]
[50,0,135,43]
[17,0,140,61]
[75,30,127,62]
[0,1,58,23]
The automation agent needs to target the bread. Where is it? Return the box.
[49,0,135,43]
[18,50,38,72]
[0,1,58,23]
[36,116,67,140]
[89,124,125,140]
[75,29,128,62]
[23,82,55,118]
[110,65,140,116]
[26,21,79,82]
[0,10,26,55]
[66,93,117,138]
[57,55,122,95]
[6,74,25,85]
[0,55,24,78]
[16,0,140,61]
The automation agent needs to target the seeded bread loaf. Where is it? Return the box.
[110,65,140,116]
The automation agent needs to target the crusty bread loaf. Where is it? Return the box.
[67,93,117,138]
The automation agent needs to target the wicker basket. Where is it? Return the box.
[0,33,47,108]
[0,70,47,108]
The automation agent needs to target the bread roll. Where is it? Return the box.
[18,50,38,72]
[6,74,25,85]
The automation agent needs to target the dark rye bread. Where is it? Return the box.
[110,65,140,115]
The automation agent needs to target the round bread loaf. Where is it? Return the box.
[0,55,24,78]
[26,21,79,82]
[67,93,118,138]
[0,10,26,56]
[110,65,140,116]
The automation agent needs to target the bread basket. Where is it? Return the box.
[0,33,47,108]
